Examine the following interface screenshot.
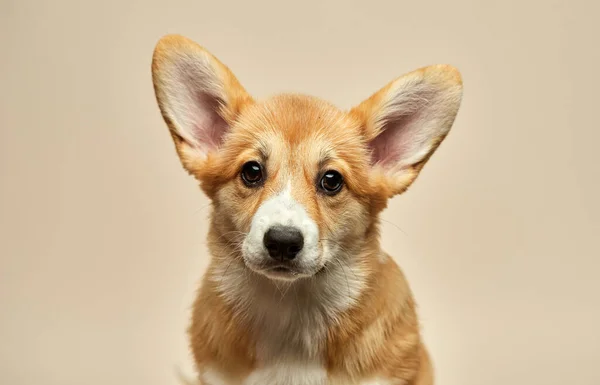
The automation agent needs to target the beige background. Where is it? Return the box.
[1,0,599,384]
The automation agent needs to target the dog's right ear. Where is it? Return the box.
[151,34,253,173]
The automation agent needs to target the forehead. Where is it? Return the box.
[225,95,365,166]
[208,94,375,203]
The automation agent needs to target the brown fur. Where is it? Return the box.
[151,34,462,385]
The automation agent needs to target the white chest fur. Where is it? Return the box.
[196,261,404,385]
[203,251,371,385]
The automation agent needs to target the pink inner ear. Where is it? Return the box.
[369,114,418,168]
[167,57,232,154]
[192,92,229,152]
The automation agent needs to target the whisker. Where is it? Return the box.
[219,256,238,289]
[192,202,212,216]
[334,258,351,297]
[272,280,286,299]
[279,284,295,303]
[319,238,352,255]
[335,256,361,284]
[379,218,408,236]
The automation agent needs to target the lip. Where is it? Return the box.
[250,262,305,281]
[242,253,320,281]
[270,266,292,273]
[264,264,297,276]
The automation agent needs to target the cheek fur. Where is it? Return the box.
[214,182,264,233]
[318,193,370,250]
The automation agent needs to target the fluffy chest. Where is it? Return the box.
[212,289,329,385]
[197,291,402,385]
[199,310,329,385]
[211,252,366,355]
[201,258,374,385]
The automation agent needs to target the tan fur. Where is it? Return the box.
[151,34,462,385]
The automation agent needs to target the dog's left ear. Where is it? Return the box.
[351,65,463,196]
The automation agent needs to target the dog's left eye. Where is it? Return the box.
[319,170,344,194]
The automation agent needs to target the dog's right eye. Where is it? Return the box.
[241,161,264,187]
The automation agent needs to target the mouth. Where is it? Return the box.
[270,266,292,273]
[241,240,324,282]
[260,263,302,280]
[242,259,313,281]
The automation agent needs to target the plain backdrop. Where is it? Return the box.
[1,0,599,384]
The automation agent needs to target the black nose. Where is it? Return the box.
[263,226,304,261]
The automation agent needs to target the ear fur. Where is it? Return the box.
[151,34,253,173]
[351,65,463,196]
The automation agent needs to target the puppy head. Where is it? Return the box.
[152,35,463,282]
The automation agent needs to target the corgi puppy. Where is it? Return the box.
[151,34,463,385]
